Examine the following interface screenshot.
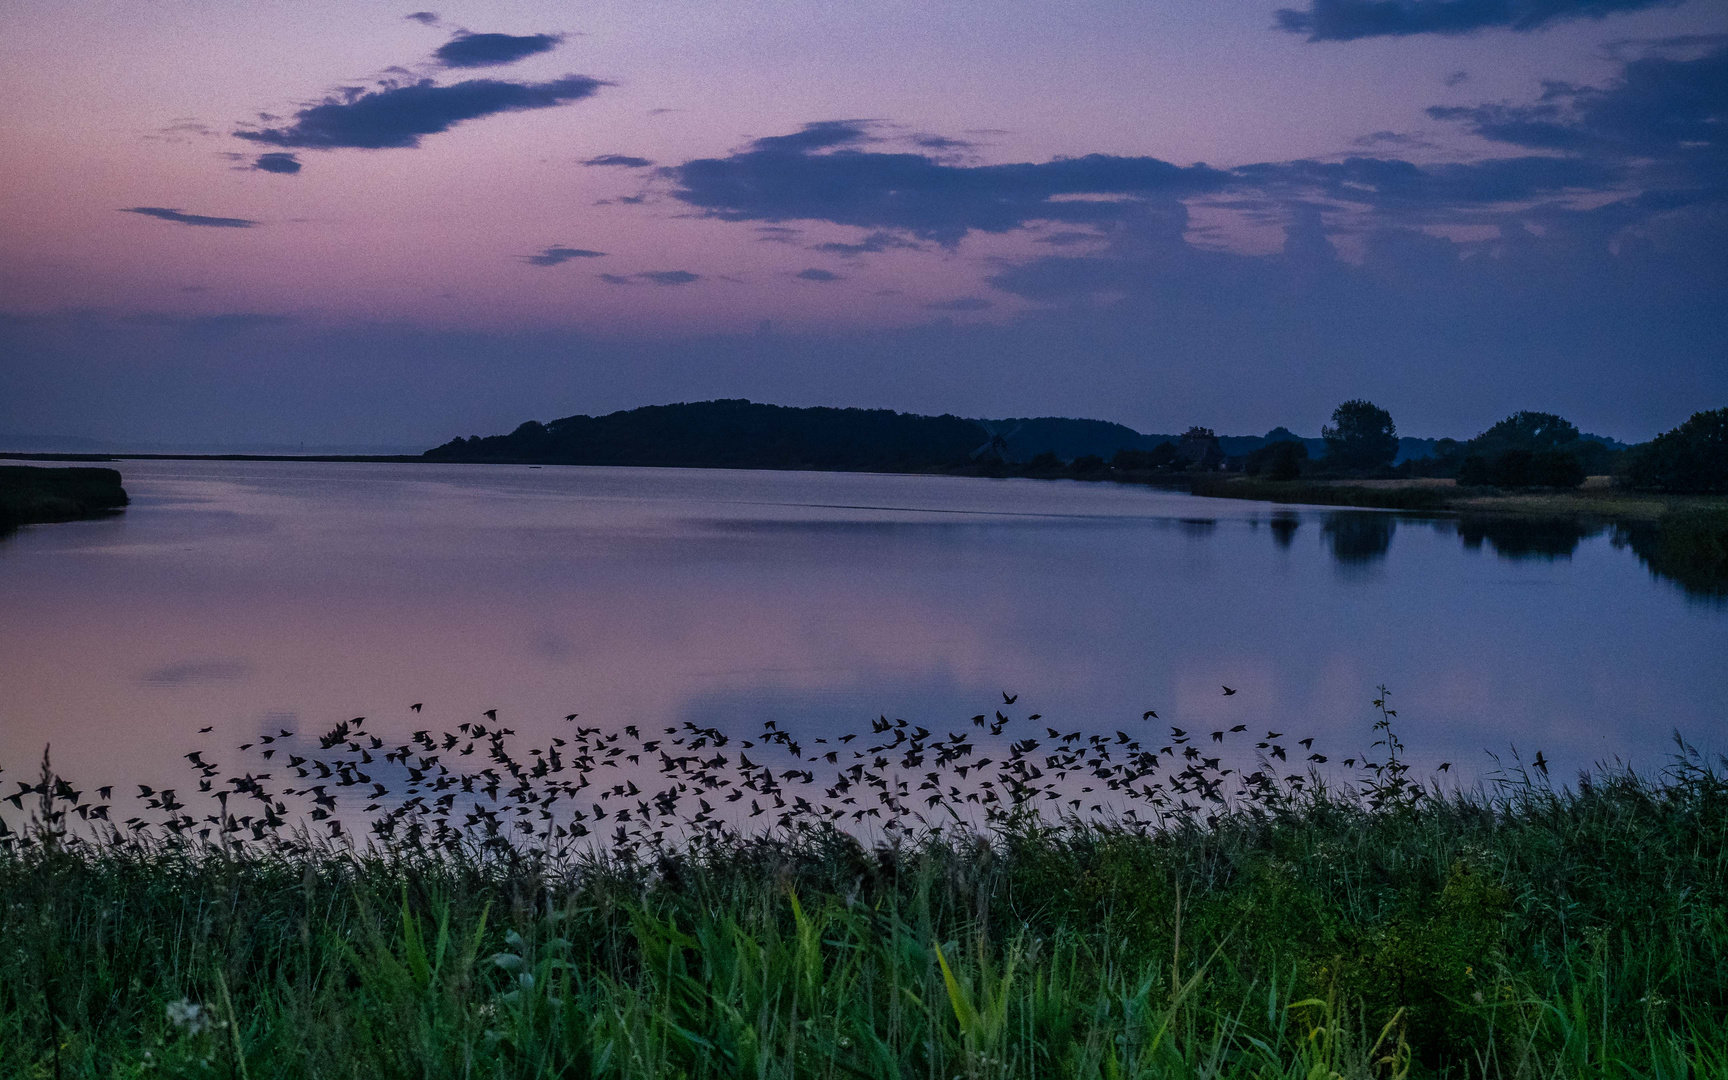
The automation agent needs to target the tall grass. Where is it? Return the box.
[1,708,1723,1077]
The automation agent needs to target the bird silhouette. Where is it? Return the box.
[484,709,497,720]
[1221,686,1237,696]
[410,703,422,713]
[1142,710,1158,720]
[198,726,213,733]
[1002,692,1018,704]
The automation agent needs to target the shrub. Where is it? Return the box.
[1623,407,1728,493]
[1245,440,1308,480]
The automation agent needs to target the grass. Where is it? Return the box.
[1,690,1724,1078]
[1186,473,1728,522]
[0,465,128,532]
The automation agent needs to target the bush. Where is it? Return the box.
[1111,443,1178,471]
[1623,407,1728,493]
[1244,440,1308,480]
[1456,449,1585,489]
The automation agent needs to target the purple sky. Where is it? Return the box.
[1,0,1723,446]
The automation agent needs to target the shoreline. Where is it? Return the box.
[0,464,129,531]
[7,450,1723,524]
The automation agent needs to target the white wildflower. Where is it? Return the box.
[165,998,210,1036]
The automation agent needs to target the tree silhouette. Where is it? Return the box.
[1321,400,1398,470]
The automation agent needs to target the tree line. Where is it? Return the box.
[425,399,1727,495]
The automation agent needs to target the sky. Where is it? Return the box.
[0,0,1723,447]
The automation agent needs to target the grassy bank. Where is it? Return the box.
[0,464,128,532]
[2,705,1723,1077]
[1187,473,1728,521]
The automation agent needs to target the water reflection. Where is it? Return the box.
[0,461,1722,797]
[1322,513,1396,565]
[1458,516,1596,560]
[1614,516,1728,602]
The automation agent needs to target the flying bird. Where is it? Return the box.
[1002,692,1018,704]
[484,709,498,720]
[410,703,422,712]
[1221,686,1236,696]
[1142,710,1158,720]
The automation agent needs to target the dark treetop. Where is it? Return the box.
[424,399,989,472]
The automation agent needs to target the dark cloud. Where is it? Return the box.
[253,152,302,174]
[794,268,842,281]
[598,273,632,285]
[1428,43,1727,185]
[145,120,218,143]
[812,230,919,255]
[235,75,605,150]
[926,297,993,311]
[664,110,1644,248]
[524,245,607,266]
[1275,0,1681,41]
[122,207,259,228]
[1035,231,1109,246]
[1236,154,1623,212]
[583,153,654,168]
[1349,130,1440,149]
[434,31,564,69]
[666,120,1231,245]
[910,133,975,150]
[141,659,251,687]
[405,11,440,25]
[1445,70,1471,87]
[638,270,700,285]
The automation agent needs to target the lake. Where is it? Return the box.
[1,459,1721,796]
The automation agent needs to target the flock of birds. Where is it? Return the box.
[2,687,1449,857]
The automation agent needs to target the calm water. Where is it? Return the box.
[1,460,1721,791]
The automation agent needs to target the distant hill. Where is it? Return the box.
[425,399,1632,474]
[976,417,1176,463]
[424,399,987,472]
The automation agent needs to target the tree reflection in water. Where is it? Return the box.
[1322,512,1395,565]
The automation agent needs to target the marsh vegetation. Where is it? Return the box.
[3,692,1723,1077]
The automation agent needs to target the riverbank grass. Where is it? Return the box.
[2,747,1723,1077]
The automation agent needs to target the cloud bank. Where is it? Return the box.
[236,75,606,150]
[252,152,301,174]
[434,31,564,69]
[1275,0,1682,41]
[524,245,607,266]
[121,207,258,228]
[666,121,1232,246]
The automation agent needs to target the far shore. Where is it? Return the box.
[5,451,1721,527]
[1181,473,1728,522]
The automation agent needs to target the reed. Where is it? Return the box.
[0,697,1722,1078]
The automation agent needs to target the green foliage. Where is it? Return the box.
[1,746,1724,1077]
[1322,400,1399,471]
[1457,448,1587,489]
[1245,440,1308,480]
[1624,407,1728,494]
[1473,411,1580,453]
[1616,509,1728,598]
